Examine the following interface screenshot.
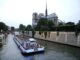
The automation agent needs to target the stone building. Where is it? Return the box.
[32,4,59,26]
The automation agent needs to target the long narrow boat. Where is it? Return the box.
[13,36,44,54]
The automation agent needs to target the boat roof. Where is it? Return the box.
[29,38,36,42]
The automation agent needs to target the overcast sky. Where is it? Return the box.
[0,0,80,28]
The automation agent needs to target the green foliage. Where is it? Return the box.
[76,20,80,31]
[75,20,80,37]
[25,25,32,31]
[38,18,47,26]
[57,25,75,31]
[0,22,8,32]
[11,26,15,31]
[25,25,35,37]
[19,24,25,31]
[32,29,35,38]
[65,22,75,26]
[58,22,65,26]
[35,18,54,31]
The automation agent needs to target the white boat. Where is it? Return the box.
[13,36,45,54]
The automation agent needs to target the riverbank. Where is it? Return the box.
[26,31,80,47]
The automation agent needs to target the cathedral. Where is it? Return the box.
[32,4,58,26]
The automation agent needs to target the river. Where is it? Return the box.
[0,34,80,60]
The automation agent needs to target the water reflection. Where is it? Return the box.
[0,34,80,60]
[23,55,35,60]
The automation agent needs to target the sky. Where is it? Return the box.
[0,0,80,28]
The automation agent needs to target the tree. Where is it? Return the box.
[65,22,75,26]
[0,22,8,32]
[76,20,80,32]
[35,18,54,31]
[34,18,47,31]
[77,20,80,25]
[57,25,75,32]
[11,26,15,31]
[47,20,54,31]
[25,25,35,37]
[25,25,32,31]
[19,24,26,37]
[19,24,25,31]
[74,20,80,36]
[58,22,65,26]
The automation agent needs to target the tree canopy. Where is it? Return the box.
[19,24,25,31]
[25,25,32,31]
[34,18,54,31]
[65,22,75,26]
[0,22,8,32]
[11,26,15,31]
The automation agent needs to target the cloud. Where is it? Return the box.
[0,0,80,27]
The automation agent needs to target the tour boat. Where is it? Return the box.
[13,36,44,54]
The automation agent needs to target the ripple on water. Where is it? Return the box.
[0,34,80,60]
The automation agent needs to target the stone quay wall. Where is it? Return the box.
[27,31,80,47]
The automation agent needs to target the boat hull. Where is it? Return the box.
[13,37,44,54]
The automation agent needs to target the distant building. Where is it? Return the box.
[32,13,38,26]
[32,4,59,26]
[47,13,58,26]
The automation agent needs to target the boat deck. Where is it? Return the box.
[14,35,44,54]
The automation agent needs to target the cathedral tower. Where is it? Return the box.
[45,2,48,18]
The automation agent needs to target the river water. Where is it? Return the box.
[0,34,80,60]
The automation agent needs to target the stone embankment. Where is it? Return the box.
[27,31,80,47]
